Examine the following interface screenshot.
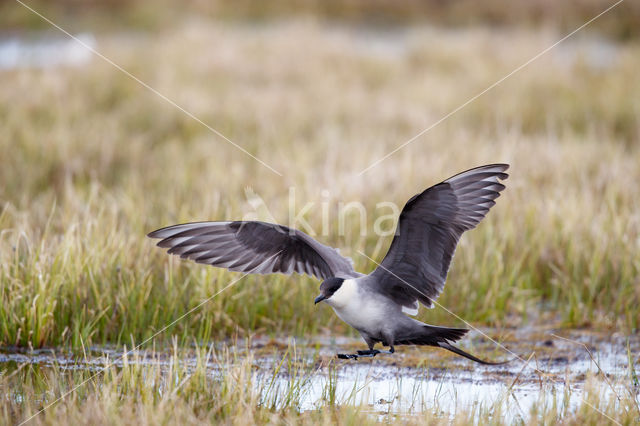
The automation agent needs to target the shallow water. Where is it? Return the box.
[258,328,638,420]
[1,328,637,421]
[0,33,94,69]
[0,24,620,72]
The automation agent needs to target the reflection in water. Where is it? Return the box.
[1,330,636,422]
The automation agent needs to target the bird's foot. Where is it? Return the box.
[358,349,394,356]
[336,353,360,360]
[337,349,394,360]
[357,349,380,356]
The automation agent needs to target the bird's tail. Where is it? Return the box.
[437,341,509,365]
[396,325,508,365]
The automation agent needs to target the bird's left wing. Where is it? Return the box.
[368,164,509,311]
[148,221,358,280]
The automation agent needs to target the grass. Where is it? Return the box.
[0,9,639,425]
[1,341,638,425]
[3,1,640,40]
[1,21,639,349]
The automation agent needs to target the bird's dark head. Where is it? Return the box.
[314,277,344,304]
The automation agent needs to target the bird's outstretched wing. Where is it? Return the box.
[148,221,357,280]
[369,164,509,310]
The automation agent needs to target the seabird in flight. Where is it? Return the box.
[148,164,509,364]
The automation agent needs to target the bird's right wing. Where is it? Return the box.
[369,164,509,310]
[148,221,358,280]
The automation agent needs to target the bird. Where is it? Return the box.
[148,164,509,364]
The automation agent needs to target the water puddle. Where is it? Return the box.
[1,328,637,421]
[258,328,637,420]
[0,33,94,69]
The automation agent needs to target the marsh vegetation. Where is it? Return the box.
[1,1,639,424]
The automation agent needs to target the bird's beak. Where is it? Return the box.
[314,294,327,304]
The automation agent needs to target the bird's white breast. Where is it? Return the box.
[327,279,386,331]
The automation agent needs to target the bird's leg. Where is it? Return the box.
[337,338,393,360]
[337,345,396,359]
[337,349,378,359]
[356,349,381,356]
[336,352,360,359]
[356,338,396,357]
[357,345,395,356]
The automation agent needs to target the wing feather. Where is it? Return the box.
[369,164,509,310]
[148,221,358,280]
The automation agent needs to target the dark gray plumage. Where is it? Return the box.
[148,164,509,364]
[368,164,509,310]
[148,221,358,280]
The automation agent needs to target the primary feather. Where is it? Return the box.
[368,164,509,309]
[148,221,358,280]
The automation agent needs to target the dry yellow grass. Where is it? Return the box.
[4,2,640,422]
[1,341,638,425]
[2,20,639,350]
